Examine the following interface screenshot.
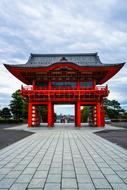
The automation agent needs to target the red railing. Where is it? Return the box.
[21,85,108,91]
[21,85,109,102]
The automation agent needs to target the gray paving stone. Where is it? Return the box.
[62,170,75,178]
[111,183,127,190]
[13,164,27,171]
[47,174,61,182]
[89,170,105,178]
[28,178,45,188]
[51,162,62,167]
[10,183,28,190]
[116,171,127,179]
[110,164,124,171]
[75,168,88,175]
[63,164,74,170]
[100,167,115,175]
[22,167,36,174]
[27,189,42,190]
[5,162,17,168]
[63,160,73,165]
[49,167,61,174]
[62,178,77,189]
[78,183,95,190]
[77,174,92,183]
[93,178,112,189]
[123,178,127,184]
[0,178,15,188]
[38,164,50,170]
[0,174,5,180]
[16,174,32,183]
[96,162,109,168]
[87,164,99,171]
[28,162,40,168]
[44,183,60,190]
[0,168,11,174]
[96,189,112,190]
[0,126,127,189]
[34,170,48,178]
[61,189,78,190]
[105,174,123,183]
[6,171,21,179]
[74,163,85,168]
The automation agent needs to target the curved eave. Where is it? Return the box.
[4,64,30,84]
[4,62,125,85]
[98,62,125,84]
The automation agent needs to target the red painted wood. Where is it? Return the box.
[28,102,32,127]
[48,101,52,127]
[75,101,81,128]
[4,63,124,85]
[96,102,101,127]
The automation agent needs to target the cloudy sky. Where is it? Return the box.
[0,0,127,114]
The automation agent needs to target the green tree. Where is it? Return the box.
[104,98,125,119]
[40,106,48,122]
[81,106,88,122]
[39,106,57,123]
[10,90,24,120]
[22,101,28,120]
[122,112,127,119]
[1,107,11,120]
[0,109,2,118]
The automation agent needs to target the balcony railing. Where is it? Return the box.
[21,85,108,91]
[21,85,109,101]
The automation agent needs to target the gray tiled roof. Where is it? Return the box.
[25,53,102,66]
[4,53,125,69]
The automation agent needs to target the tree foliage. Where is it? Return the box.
[104,98,125,119]
[10,90,26,120]
[0,109,2,118]
[40,106,48,122]
[1,107,11,119]
[81,106,88,122]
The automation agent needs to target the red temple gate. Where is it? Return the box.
[4,53,124,128]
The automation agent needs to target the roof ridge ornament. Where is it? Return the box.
[60,56,68,62]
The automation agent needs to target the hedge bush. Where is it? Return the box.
[0,119,23,124]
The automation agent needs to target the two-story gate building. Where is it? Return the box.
[4,53,124,128]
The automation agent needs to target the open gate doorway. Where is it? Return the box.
[54,104,75,127]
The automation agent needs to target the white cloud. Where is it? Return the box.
[0,0,127,111]
[108,90,126,103]
[17,2,42,18]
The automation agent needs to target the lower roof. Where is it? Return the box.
[4,62,125,85]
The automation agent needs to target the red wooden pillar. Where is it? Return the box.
[75,103,77,126]
[75,101,81,128]
[96,101,101,127]
[28,102,32,127]
[101,100,105,127]
[48,101,53,127]
[52,104,54,126]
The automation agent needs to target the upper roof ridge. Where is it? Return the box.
[30,52,98,57]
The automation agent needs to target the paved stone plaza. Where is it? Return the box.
[0,125,127,190]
